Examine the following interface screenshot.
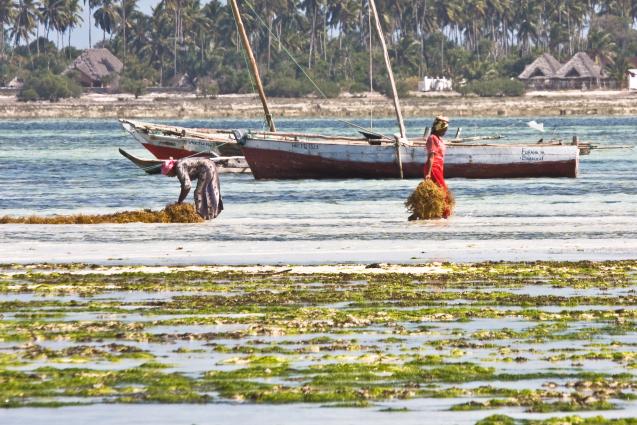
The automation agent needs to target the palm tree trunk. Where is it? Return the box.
[323,11,327,61]
[174,8,178,77]
[88,8,92,48]
[122,0,126,68]
[267,15,272,71]
[309,5,316,68]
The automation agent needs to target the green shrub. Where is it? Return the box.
[459,78,525,97]
[376,78,411,98]
[265,76,312,97]
[197,79,219,98]
[17,71,82,102]
[315,79,340,98]
[348,81,369,94]
[119,77,147,98]
[216,67,253,94]
[401,76,420,91]
[18,88,38,102]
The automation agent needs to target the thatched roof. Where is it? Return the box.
[518,53,562,79]
[68,48,123,83]
[555,52,607,79]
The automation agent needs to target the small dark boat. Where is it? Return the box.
[118,148,251,174]
[119,148,162,174]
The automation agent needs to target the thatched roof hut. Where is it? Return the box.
[518,53,562,80]
[555,52,607,79]
[518,52,613,90]
[552,52,609,89]
[67,48,123,87]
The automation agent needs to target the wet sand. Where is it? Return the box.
[1,90,636,119]
[1,232,635,266]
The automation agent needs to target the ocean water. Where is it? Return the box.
[0,116,635,265]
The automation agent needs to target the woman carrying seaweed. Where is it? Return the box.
[424,115,453,219]
[406,116,454,221]
[161,157,224,220]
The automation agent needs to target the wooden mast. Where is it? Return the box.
[369,0,406,178]
[229,0,276,132]
[368,0,406,140]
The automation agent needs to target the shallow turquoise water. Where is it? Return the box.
[0,117,635,264]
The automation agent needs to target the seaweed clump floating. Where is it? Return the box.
[405,180,453,220]
[0,203,204,224]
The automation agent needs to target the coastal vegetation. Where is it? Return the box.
[1,0,637,99]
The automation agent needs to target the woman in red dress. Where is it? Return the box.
[424,116,452,218]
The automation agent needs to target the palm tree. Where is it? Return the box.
[126,9,150,57]
[12,0,39,48]
[587,26,617,66]
[38,0,65,46]
[300,0,325,68]
[0,0,15,55]
[163,0,185,77]
[250,0,291,70]
[64,0,83,54]
[93,0,118,42]
[144,2,173,84]
[606,54,628,89]
[117,0,137,66]
[514,0,541,54]
[83,0,100,47]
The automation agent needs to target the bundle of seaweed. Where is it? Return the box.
[405,180,453,220]
[0,203,204,224]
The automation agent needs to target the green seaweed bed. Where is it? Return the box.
[1,261,637,424]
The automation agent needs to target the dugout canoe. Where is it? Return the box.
[118,148,250,174]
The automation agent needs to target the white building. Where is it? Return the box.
[418,76,453,92]
[628,69,637,90]
[7,77,24,89]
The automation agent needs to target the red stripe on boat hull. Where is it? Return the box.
[241,147,578,179]
[142,144,202,160]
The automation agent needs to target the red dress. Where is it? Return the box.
[424,134,451,217]
[425,134,447,189]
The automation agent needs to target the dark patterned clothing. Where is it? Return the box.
[175,158,223,220]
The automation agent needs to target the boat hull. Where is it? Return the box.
[239,137,579,179]
[121,120,242,158]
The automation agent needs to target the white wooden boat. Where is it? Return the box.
[120,119,242,158]
[234,131,579,179]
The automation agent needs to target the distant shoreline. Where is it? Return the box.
[1,90,636,119]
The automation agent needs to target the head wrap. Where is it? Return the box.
[432,115,449,132]
[161,158,176,175]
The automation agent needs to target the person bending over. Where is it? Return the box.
[161,157,223,220]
